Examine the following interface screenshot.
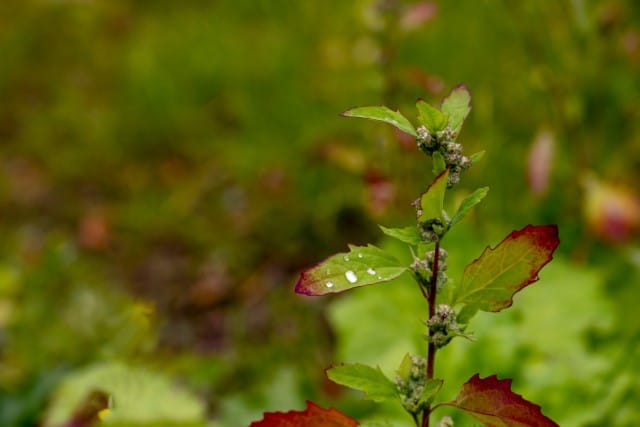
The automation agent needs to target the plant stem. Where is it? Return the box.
[421,240,441,427]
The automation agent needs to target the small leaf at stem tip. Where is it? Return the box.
[327,363,398,403]
[432,151,446,175]
[295,244,407,296]
[342,106,417,137]
[379,225,422,245]
[249,401,359,427]
[449,187,489,226]
[448,224,560,319]
[441,374,559,427]
[418,168,449,222]
[440,84,472,134]
[470,150,485,164]
[416,99,448,133]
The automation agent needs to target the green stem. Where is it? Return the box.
[421,240,441,427]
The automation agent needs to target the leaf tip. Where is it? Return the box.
[294,271,320,296]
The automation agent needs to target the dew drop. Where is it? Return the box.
[377,275,382,279]
[357,253,363,258]
[325,281,334,288]
[367,267,376,275]
[343,255,350,261]
[344,270,358,283]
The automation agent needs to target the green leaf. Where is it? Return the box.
[432,151,446,175]
[379,225,422,246]
[418,169,449,222]
[449,187,489,226]
[416,100,448,133]
[295,244,408,295]
[420,379,444,404]
[470,150,485,164]
[448,225,560,320]
[440,84,471,134]
[342,106,417,137]
[395,353,413,380]
[326,363,398,403]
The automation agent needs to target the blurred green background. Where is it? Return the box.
[1,1,639,426]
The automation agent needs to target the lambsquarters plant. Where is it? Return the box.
[250,86,560,427]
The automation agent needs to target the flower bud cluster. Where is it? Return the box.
[426,304,460,348]
[395,355,428,413]
[411,248,448,291]
[416,125,472,187]
[417,218,445,242]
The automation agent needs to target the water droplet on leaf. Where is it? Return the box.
[367,267,376,275]
[344,270,358,283]
[357,253,363,258]
[325,281,334,288]
[343,255,350,261]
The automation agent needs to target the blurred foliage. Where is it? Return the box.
[0,0,639,426]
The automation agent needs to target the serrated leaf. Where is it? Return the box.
[432,151,446,175]
[440,84,471,134]
[448,225,559,317]
[379,225,422,246]
[327,363,398,402]
[470,150,485,164]
[418,169,449,222]
[442,374,558,427]
[342,106,417,137]
[249,401,359,427]
[416,100,448,133]
[295,244,407,296]
[449,187,489,226]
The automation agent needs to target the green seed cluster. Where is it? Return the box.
[416,125,472,187]
[426,304,460,348]
[395,355,429,414]
[412,248,448,291]
[416,217,446,243]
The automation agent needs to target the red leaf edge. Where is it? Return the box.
[249,401,359,427]
[462,224,560,311]
[441,374,559,427]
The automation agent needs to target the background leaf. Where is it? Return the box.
[326,363,398,403]
[295,244,407,296]
[416,100,448,133]
[249,401,359,427]
[448,225,559,321]
[449,187,489,226]
[342,106,417,136]
[440,85,472,134]
[44,362,205,427]
[418,169,449,222]
[442,374,558,427]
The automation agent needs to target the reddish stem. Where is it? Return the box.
[421,241,440,427]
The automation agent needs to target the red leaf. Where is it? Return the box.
[442,374,558,427]
[450,224,560,315]
[249,401,359,427]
